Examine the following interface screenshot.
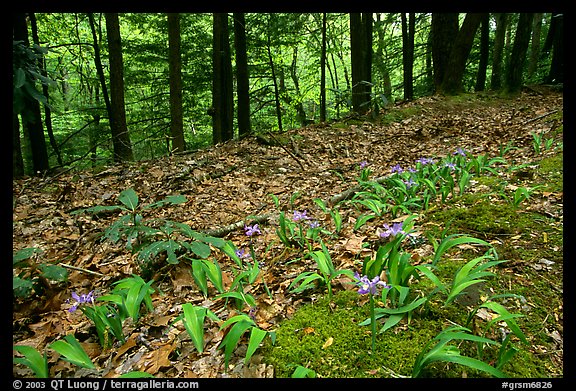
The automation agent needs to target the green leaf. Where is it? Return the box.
[13,247,42,265]
[38,264,68,281]
[191,260,208,296]
[182,303,207,353]
[13,345,48,378]
[118,188,139,211]
[291,365,316,378]
[245,327,268,364]
[119,371,155,378]
[13,276,34,298]
[49,335,95,369]
[419,352,507,378]
[189,241,211,259]
[219,320,253,369]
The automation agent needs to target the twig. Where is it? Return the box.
[60,263,105,277]
[265,130,306,171]
[522,109,559,125]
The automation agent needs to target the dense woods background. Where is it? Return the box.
[12,12,563,177]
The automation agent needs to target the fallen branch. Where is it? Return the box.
[328,175,391,206]
[522,109,559,125]
[60,263,105,277]
[202,213,276,237]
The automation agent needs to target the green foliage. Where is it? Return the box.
[49,335,95,369]
[13,247,68,299]
[72,188,227,277]
[412,325,507,378]
[289,242,354,299]
[13,345,49,378]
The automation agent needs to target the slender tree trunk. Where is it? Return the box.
[490,13,507,90]
[212,13,234,143]
[320,13,327,122]
[13,12,49,175]
[13,112,24,177]
[288,47,307,126]
[475,13,489,92]
[401,13,415,101]
[505,13,534,94]
[439,13,485,95]
[233,13,251,137]
[266,16,283,131]
[374,13,393,105]
[527,13,543,80]
[105,13,133,162]
[167,13,186,153]
[29,13,62,167]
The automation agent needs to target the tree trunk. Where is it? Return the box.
[29,12,62,167]
[13,12,50,175]
[350,13,373,114]
[527,13,543,80]
[320,13,327,122]
[233,13,251,138]
[475,13,489,92]
[490,13,507,90]
[167,13,186,153]
[505,13,534,94]
[431,13,459,92]
[374,13,393,105]
[13,112,24,177]
[288,47,308,126]
[439,13,485,95]
[212,13,234,143]
[401,13,415,101]
[266,15,283,132]
[544,13,563,84]
[105,13,133,162]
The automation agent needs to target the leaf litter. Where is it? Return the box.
[12,90,563,378]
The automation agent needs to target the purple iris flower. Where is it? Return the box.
[453,148,466,156]
[380,222,405,238]
[292,210,310,222]
[68,290,95,312]
[354,272,390,295]
[244,224,262,236]
[391,164,403,174]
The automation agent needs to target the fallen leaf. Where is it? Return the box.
[322,337,334,349]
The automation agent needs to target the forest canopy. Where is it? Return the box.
[12,12,563,177]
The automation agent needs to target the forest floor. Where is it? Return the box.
[12,87,563,379]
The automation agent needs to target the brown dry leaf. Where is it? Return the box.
[136,342,175,375]
[113,336,138,365]
[342,234,366,253]
[303,327,315,335]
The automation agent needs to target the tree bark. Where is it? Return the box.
[105,13,133,162]
[431,13,459,92]
[212,13,234,144]
[350,13,373,114]
[505,13,534,94]
[401,13,415,101]
[475,13,489,92]
[439,13,485,95]
[320,13,327,122]
[233,13,251,138]
[13,12,50,175]
[490,13,507,90]
[544,13,563,84]
[168,13,186,153]
[527,13,543,80]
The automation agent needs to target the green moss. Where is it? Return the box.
[262,290,442,378]
[536,154,563,192]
